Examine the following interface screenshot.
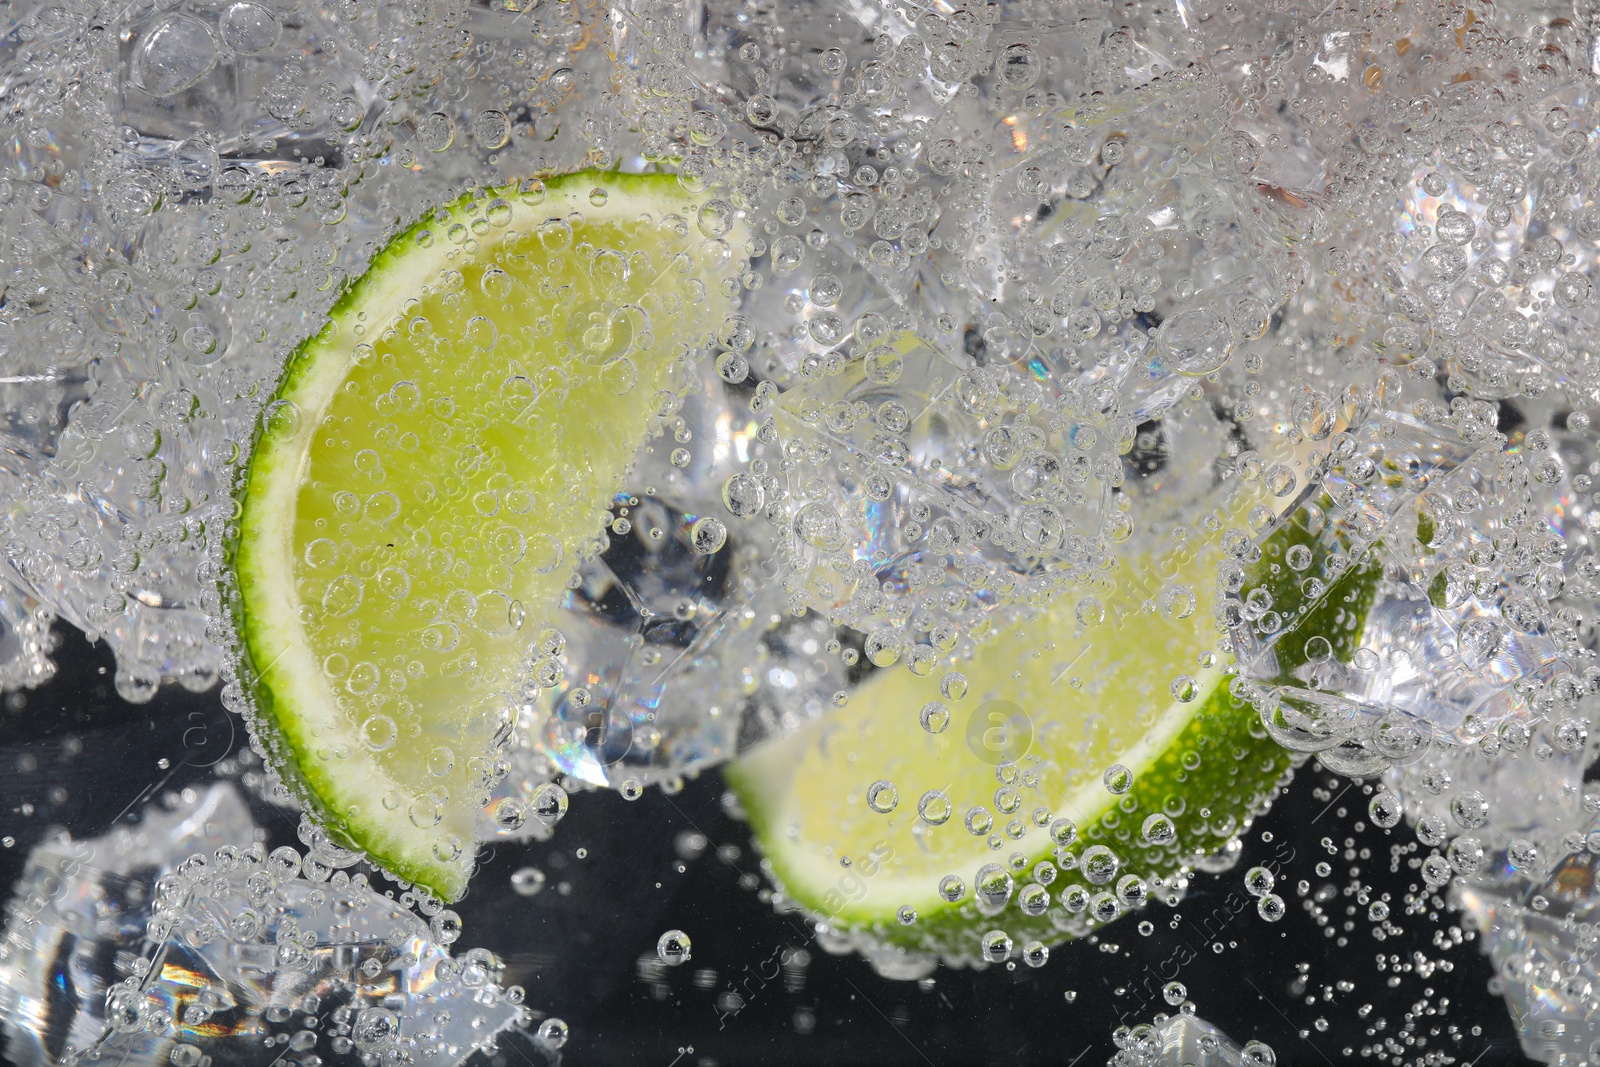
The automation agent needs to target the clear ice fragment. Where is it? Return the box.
[1422,732,1600,1065]
[0,784,525,1067]
[1230,413,1571,768]
[1108,1012,1274,1067]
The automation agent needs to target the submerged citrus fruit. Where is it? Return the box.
[229,170,743,900]
[730,500,1380,957]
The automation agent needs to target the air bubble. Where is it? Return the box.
[657,929,692,966]
[472,110,512,149]
[698,200,736,239]
[1555,272,1592,310]
[136,15,217,96]
[1160,585,1196,619]
[537,1019,569,1050]
[352,1007,399,1051]
[995,43,1039,89]
[511,867,546,896]
[745,94,778,126]
[918,790,952,825]
[866,780,899,814]
[360,714,396,751]
[980,929,1012,963]
[794,501,846,550]
[1368,790,1403,829]
[1082,845,1118,885]
[532,782,569,825]
[864,629,902,666]
[690,517,727,554]
[974,863,1014,916]
[1141,814,1176,845]
[418,112,455,152]
[1265,464,1298,497]
[1158,308,1232,375]
[721,473,765,518]
[1434,207,1474,245]
[430,909,462,944]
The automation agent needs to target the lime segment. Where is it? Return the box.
[230,171,741,900]
[729,506,1321,955]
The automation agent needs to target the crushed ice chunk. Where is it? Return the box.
[0,784,526,1067]
[1108,1012,1275,1066]
[1417,732,1600,1066]
[1230,413,1571,768]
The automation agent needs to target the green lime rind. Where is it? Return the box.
[1240,482,1388,679]
[1427,570,1450,610]
[224,168,717,902]
[1262,541,1385,677]
[1241,485,1387,756]
[224,187,476,899]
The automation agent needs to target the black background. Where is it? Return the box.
[0,624,1538,1066]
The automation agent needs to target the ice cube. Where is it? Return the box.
[0,784,526,1067]
[0,574,57,690]
[1440,732,1600,1065]
[1109,1012,1275,1067]
[1373,661,1600,1065]
[1228,412,1579,769]
[1457,846,1600,1066]
[483,360,786,796]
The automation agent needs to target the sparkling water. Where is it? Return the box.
[5,0,1600,1062]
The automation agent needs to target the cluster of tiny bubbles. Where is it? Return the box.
[92,834,537,1067]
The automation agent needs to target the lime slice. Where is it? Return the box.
[729,508,1380,955]
[229,170,743,900]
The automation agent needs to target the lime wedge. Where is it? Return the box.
[229,171,743,900]
[729,507,1379,955]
